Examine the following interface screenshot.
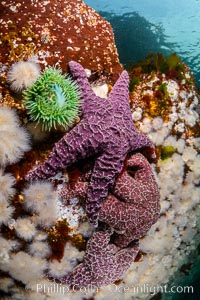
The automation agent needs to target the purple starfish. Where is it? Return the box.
[56,153,160,287]
[59,230,139,288]
[60,153,160,248]
[25,61,155,226]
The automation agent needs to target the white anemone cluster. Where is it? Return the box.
[6,251,48,285]
[135,73,199,136]
[0,180,57,293]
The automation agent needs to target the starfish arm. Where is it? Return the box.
[86,148,125,226]
[86,230,112,253]
[59,263,92,288]
[25,125,93,181]
[108,70,130,110]
[86,231,138,285]
[25,136,76,181]
[68,61,96,113]
[59,181,88,200]
[115,240,139,266]
[131,132,156,160]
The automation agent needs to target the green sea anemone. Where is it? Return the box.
[23,67,81,130]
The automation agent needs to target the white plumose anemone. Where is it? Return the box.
[0,106,20,130]
[140,117,152,134]
[8,251,47,284]
[0,237,19,266]
[0,198,14,226]
[28,241,51,258]
[14,217,37,241]
[152,116,163,130]
[0,106,30,167]
[0,277,15,293]
[0,127,30,167]
[23,182,57,227]
[7,61,41,92]
[0,170,16,199]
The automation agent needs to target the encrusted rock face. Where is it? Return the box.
[0,0,122,82]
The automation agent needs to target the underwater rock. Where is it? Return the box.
[0,0,122,83]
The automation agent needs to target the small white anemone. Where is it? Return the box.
[0,106,31,167]
[192,137,200,148]
[23,182,57,227]
[48,258,72,279]
[174,122,185,133]
[0,277,14,293]
[149,126,169,146]
[23,182,56,212]
[185,110,199,127]
[163,135,177,148]
[179,90,187,100]
[182,147,197,163]
[169,112,178,123]
[132,107,143,122]
[0,236,19,265]
[140,117,152,134]
[34,231,48,241]
[0,169,16,199]
[14,217,37,241]
[92,83,109,98]
[165,79,179,101]
[7,61,41,92]
[176,138,185,153]
[78,221,94,238]
[0,105,20,130]
[0,198,14,225]
[152,116,163,130]
[0,127,31,167]
[189,156,200,180]
[28,241,51,258]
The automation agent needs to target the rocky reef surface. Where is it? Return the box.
[0,0,123,83]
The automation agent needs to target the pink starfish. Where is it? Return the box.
[56,153,160,287]
[60,153,160,247]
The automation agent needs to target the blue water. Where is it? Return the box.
[85,0,200,86]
